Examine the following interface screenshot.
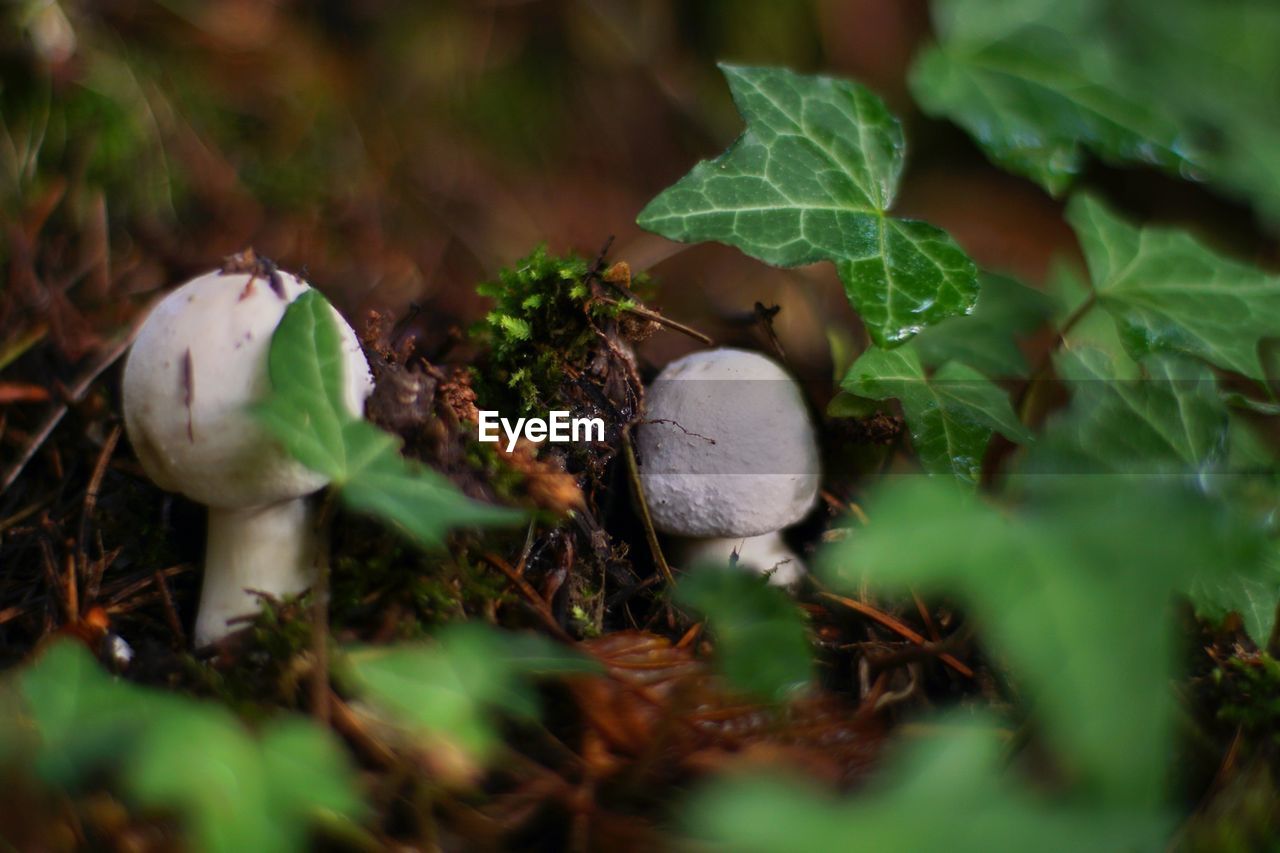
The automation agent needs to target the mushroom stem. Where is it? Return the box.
[671,531,805,587]
[195,498,317,647]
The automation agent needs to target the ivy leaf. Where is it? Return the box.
[675,566,812,702]
[1188,555,1280,647]
[257,290,522,546]
[1027,347,1278,642]
[18,640,161,786]
[911,273,1053,379]
[337,420,521,544]
[685,720,1171,852]
[842,345,1030,485]
[637,64,978,346]
[914,0,1280,222]
[1068,196,1280,380]
[1130,0,1280,224]
[259,719,369,830]
[909,3,1195,195]
[14,641,365,853]
[254,290,351,481]
[1028,350,1228,477]
[343,624,598,777]
[1047,260,1138,378]
[820,477,1269,804]
[125,708,286,853]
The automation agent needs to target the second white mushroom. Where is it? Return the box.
[636,347,820,585]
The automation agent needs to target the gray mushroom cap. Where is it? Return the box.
[637,347,820,538]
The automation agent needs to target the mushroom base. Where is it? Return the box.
[195,498,317,647]
[669,531,805,587]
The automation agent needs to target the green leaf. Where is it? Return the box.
[344,624,598,767]
[1026,348,1280,642]
[1028,350,1228,477]
[820,477,1268,804]
[911,0,1280,222]
[19,640,161,786]
[260,718,369,827]
[257,290,522,546]
[637,64,978,346]
[14,641,364,853]
[909,5,1194,195]
[842,345,1030,485]
[337,420,521,546]
[1046,260,1138,378]
[685,719,1171,852]
[1067,196,1280,380]
[1133,0,1280,223]
[910,273,1053,379]
[125,708,287,853]
[1188,554,1280,647]
[674,566,812,702]
[256,290,350,481]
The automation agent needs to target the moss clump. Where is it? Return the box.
[178,595,316,715]
[329,512,516,637]
[472,245,635,415]
[1214,651,1280,740]
[462,439,528,500]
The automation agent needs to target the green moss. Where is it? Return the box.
[569,605,602,639]
[328,513,516,639]
[179,595,316,715]
[463,440,527,501]
[472,245,625,415]
[1215,652,1280,740]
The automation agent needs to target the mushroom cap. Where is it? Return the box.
[637,347,819,537]
[122,268,372,509]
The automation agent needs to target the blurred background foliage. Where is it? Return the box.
[5,0,1275,389]
[0,0,1095,388]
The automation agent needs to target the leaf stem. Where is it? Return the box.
[596,296,713,345]
[818,590,974,678]
[1015,289,1097,423]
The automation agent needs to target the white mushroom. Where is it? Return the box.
[636,347,819,585]
[122,264,372,646]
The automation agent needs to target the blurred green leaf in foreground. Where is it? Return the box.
[686,719,1170,853]
[343,623,598,781]
[7,640,365,853]
[675,566,812,702]
[820,476,1269,805]
[911,0,1280,223]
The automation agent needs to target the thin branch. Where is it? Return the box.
[77,424,121,582]
[622,430,674,586]
[820,590,974,678]
[596,296,713,345]
[1,301,156,494]
[481,552,574,642]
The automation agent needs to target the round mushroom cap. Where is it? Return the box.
[637,347,819,537]
[122,268,373,509]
